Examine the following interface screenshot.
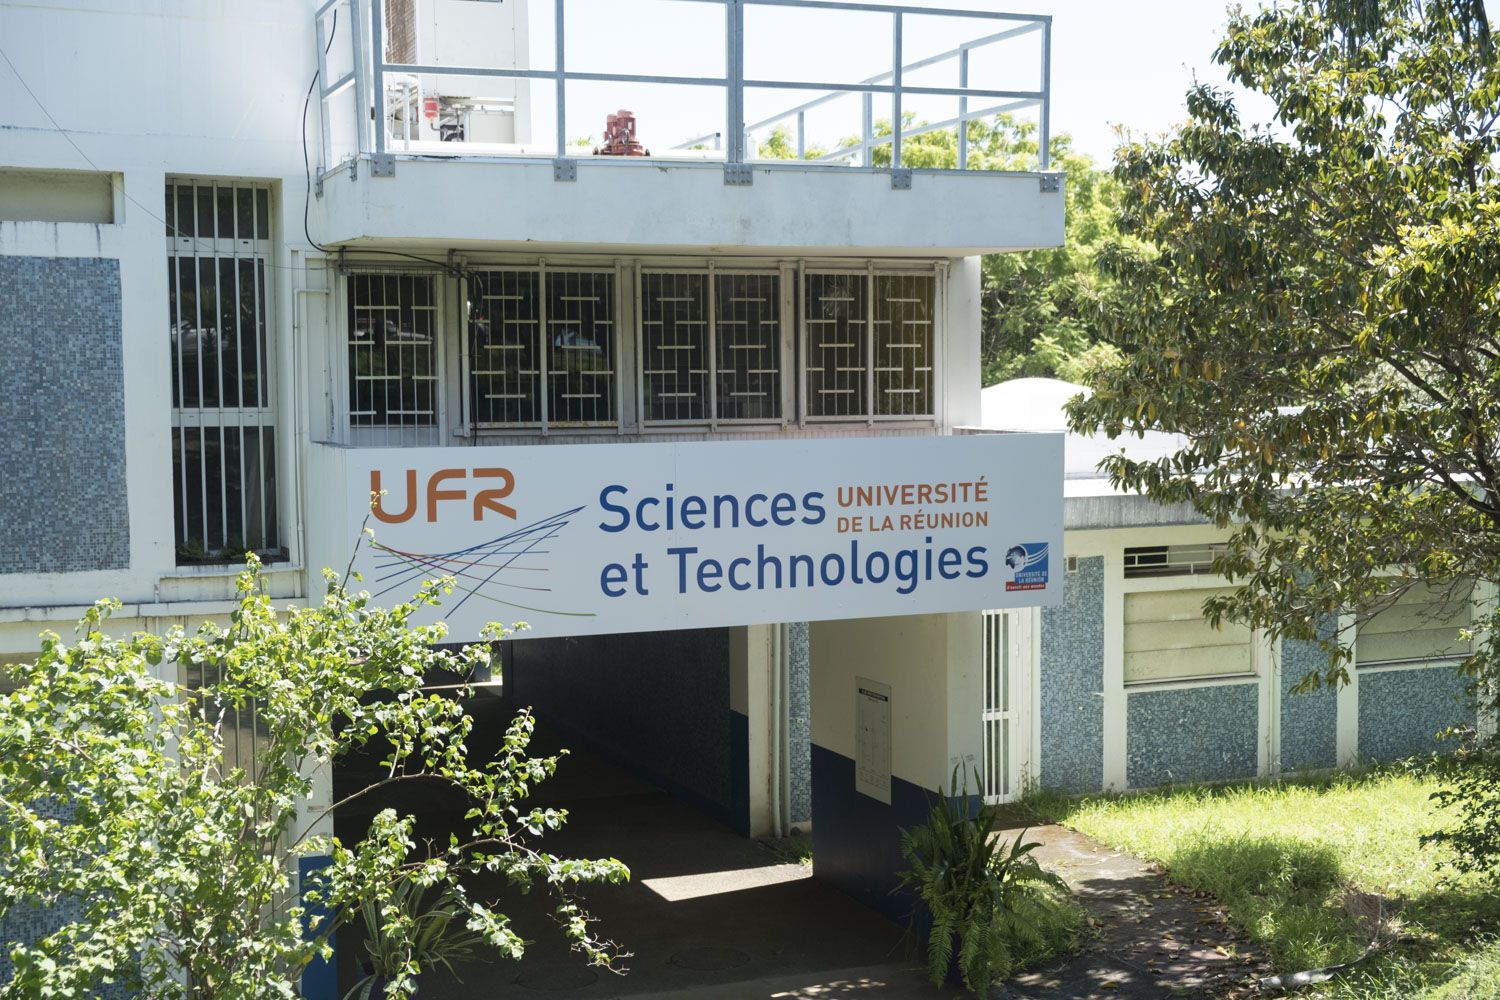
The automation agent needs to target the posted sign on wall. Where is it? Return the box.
[346,434,1063,641]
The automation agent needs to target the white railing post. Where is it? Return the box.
[861,91,872,166]
[349,0,368,156]
[726,0,745,163]
[1039,17,1052,171]
[315,10,333,169]
[796,110,805,159]
[957,47,969,170]
[555,0,567,157]
[890,11,902,169]
[371,0,386,158]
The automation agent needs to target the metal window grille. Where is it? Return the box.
[981,610,1015,803]
[546,270,617,425]
[1123,544,1226,579]
[805,271,936,420]
[467,269,616,428]
[873,274,934,417]
[804,272,868,419]
[714,273,781,421]
[166,179,279,563]
[641,272,712,422]
[347,273,438,427]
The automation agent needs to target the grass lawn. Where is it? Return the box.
[1025,767,1500,999]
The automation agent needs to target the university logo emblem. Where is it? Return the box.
[1004,542,1049,592]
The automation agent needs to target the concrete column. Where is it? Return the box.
[728,624,774,837]
[808,611,980,922]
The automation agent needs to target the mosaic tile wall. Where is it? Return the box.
[1126,682,1259,788]
[787,621,811,828]
[1359,665,1475,762]
[1038,555,1105,791]
[0,256,129,574]
[508,628,732,815]
[0,799,128,995]
[1280,620,1339,772]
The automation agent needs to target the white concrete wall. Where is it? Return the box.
[810,612,983,794]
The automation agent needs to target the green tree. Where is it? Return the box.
[0,557,628,997]
[1067,0,1500,867]
[756,124,828,161]
[841,113,1124,385]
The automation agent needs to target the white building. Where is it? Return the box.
[978,377,1489,796]
[0,1,1064,993]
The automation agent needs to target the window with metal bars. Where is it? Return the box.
[347,273,438,427]
[166,179,280,564]
[467,269,617,428]
[804,272,935,419]
[640,270,783,423]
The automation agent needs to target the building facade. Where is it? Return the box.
[0,0,1064,990]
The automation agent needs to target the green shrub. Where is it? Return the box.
[896,769,1082,993]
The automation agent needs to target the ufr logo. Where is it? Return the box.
[370,468,517,523]
[1004,542,1049,592]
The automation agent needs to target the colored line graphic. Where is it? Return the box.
[369,506,596,619]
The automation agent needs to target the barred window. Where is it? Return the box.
[347,273,437,427]
[166,179,279,564]
[805,272,935,419]
[715,273,781,421]
[467,269,617,428]
[641,270,783,424]
[641,271,711,422]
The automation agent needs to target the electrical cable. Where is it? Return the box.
[299,11,462,277]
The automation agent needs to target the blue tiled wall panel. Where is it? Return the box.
[1126,683,1259,788]
[508,629,734,825]
[1038,555,1105,791]
[1280,630,1339,772]
[0,256,129,574]
[787,621,812,827]
[1358,665,1475,762]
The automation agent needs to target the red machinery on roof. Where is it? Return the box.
[594,109,650,156]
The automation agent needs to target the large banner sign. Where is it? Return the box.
[346,434,1064,640]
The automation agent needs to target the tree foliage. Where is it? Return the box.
[1067,0,1500,866]
[0,558,628,998]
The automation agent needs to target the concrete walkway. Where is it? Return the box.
[1000,823,1271,1000]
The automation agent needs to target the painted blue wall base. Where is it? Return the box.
[298,854,337,1000]
[810,743,935,926]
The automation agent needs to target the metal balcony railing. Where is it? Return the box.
[313,0,1052,180]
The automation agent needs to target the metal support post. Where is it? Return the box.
[1039,17,1052,171]
[555,0,567,158]
[958,48,969,170]
[891,11,903,169]
[726,0,745,164]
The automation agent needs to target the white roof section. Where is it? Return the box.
[977,378,1205,530]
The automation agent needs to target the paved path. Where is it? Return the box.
[999,823,1271,1000]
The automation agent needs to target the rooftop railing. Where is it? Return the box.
[313,0,1052,180]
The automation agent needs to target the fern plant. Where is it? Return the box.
[896,767,1080,993]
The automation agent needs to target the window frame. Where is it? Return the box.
[462,264,622,432]
[1354,576,1477,671]
[800,266,941,424]
[342,268,448,445]
[165,177,282,564]
[1120,572,1265,688]
[636,265,791,429]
